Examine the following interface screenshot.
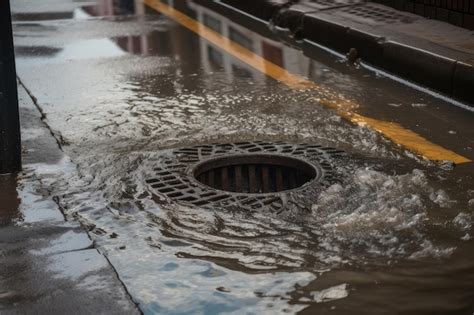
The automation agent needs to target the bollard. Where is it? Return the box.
[0,0,21,174]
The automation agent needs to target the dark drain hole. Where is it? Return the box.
[192,154,317,193]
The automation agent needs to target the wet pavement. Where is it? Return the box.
[0,85,139,314]
[5,0,474,314]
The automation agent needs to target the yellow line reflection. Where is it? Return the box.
[144,0,471,164]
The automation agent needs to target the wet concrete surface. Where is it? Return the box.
[7,0,474,314]
[0,86,139,314]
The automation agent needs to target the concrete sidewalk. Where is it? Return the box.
[0,85,140,314]
[211,0,474,106]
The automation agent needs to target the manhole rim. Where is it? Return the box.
[146,141,343,211]
[185,152,326,197]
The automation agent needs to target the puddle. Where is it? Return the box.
[34,135,474,313]
[12,0,474,313]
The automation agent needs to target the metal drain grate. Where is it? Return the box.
[146,142,344,212]
[193,154,318,193]
[307,0,364,10]
[340,4,415,24]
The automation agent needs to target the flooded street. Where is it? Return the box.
[8,0,474,313]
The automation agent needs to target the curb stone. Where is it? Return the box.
[214,0,474,107]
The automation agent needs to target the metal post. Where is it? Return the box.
[0,0,21,174]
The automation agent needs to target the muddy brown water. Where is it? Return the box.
[9,0,474,314]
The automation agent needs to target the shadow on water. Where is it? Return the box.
[0,175,21,226]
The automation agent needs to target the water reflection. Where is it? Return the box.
[13,12,73,21]
[80,0,136,17]
[0,175,22,226]
[15,46,62,58]
[11,0,474,313]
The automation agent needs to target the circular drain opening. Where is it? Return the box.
[192,154,318,193]
[146,142,343,211]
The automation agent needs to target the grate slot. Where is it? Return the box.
[193,154,317,194]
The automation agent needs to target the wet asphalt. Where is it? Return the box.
[3,0,474,314]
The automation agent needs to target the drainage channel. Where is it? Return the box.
[146,141,344,212]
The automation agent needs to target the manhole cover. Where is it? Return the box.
[146,142,344,212]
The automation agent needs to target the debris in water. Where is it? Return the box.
[311,284,349,303]
[439,160,455,171]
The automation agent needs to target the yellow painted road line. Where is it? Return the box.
[144,0,471,164]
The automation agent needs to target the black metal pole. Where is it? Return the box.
[0,0,21,174]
